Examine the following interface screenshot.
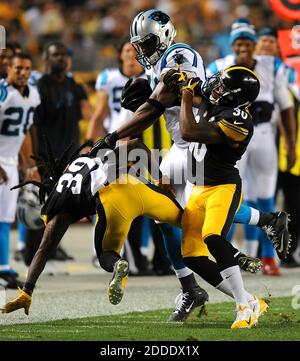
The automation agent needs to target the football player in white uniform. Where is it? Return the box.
[86,41,145,141]
[0,53,40,288]
[207,18,296,276]
[90,10,291,320]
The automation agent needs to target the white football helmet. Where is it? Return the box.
[130,9,176,69]
[17,184,44,229]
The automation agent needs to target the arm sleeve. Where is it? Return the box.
[95,70,109,92]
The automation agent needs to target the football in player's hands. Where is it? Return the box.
[121,78,152,112]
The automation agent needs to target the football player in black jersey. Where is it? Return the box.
[163,66,268,329]
[1,138,210,315]
[1,133,263,318]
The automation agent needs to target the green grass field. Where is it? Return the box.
[0,297,299,341]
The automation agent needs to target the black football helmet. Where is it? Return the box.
[202,66,260,107]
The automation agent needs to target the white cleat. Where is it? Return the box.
[231,304,257,329]
[249,295,269,320]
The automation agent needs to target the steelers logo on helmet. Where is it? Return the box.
[202,66,260,108]
[17,184,44,229]
[130,9,176,69]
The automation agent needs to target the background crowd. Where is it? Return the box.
[1,0,297,71]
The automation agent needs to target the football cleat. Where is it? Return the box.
[0,271,23,289]
[238,255,262,273]
[168,285,209,322]
[231,304,257,329]
[261,211,291,260]
[249,295,269,320]
[108,259,129,305]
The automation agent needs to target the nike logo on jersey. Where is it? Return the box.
[185,301,195,313]
[233,120,243,125]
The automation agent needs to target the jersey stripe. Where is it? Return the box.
[0,85,7,101]
[288,67,296,84]
[218,119,248,142]
[274,57,282,77]
[161,43,197,70]
[99,71,108,87]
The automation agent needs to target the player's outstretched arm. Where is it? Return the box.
[1,213,72,315]
[90,82,177,156]
[117,82,177,139]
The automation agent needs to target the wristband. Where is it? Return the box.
[146,98,166,114]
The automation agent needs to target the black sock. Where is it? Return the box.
[178,273,198,293]
[23,282,35,295]
[204,235,237,271]
[226,241,243,258]
[99,251,121,272]
[257,211,273,227]
[183,256,223,287]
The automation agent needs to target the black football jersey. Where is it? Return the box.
[41,156,103,221]
[188,99,253,185]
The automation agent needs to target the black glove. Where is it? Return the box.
[181,77,203,96]
[89,132,119,157]
[163,69,202,96]
[121,78,152,112]
[162,68,188,92]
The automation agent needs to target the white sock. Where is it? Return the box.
[174,267,193,279]
[249,207,260,225]
[216,279,254,302]
[216,279,234,298]
[244,240,259,258]
[220,265,249,306]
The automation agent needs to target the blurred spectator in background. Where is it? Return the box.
[255,28,300,268]
[23,41,91,268]
[0,53,40,288]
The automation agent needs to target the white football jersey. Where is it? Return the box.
[206,54,292,112]
[0,83,41,165]
[146,43,206,148]
[95,67,131,133]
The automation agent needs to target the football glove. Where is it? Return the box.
[89,131,119,157]
[1,287,32,315]
[121,78,152,112]
[163,69,202,96]
[181,77,202,96]
[162,69,188,92]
